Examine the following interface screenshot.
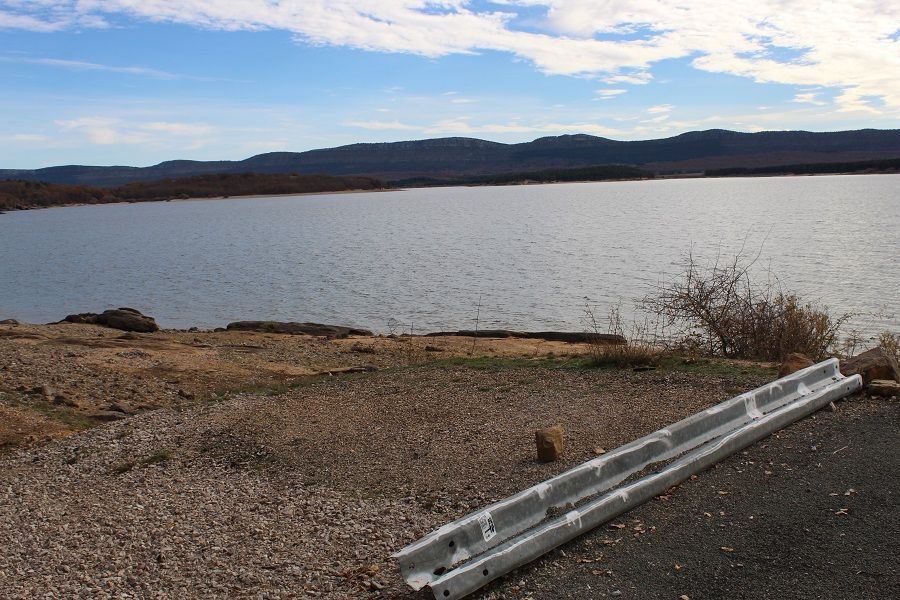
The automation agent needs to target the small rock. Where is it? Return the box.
[536,425,564,463]
[350,343,377,354]
[33,384,55,398]
[86,410,129,422]
[108,401,135,414]
[868,379,900,397]
[778,353,814,377]
[0,318,19,325]
[53,395,80,408]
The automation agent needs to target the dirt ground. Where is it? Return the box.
[0,322,591,451]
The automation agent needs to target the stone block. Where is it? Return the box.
[536,425,564,463]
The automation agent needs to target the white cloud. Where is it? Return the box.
[602,72,653,85]
[2,1,899,110]
[646,104,673,114]
[0,9,67,31]
[56,117,131,144]
[791,92,828,106]
[596,89,627,99]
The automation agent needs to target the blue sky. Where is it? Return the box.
[1,1,898,169]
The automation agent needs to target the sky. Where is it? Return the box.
[1,1,899,169]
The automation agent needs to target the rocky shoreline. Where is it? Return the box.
[0,313,609,451]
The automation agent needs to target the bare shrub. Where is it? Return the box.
[583,304,661,369]
[643,249,849,361]
[878,331,900,362]
[836,306,897,359]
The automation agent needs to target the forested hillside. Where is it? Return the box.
[0,172,390,210]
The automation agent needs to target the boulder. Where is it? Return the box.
[868,380,900,398]
[95,308,159,333]
[61,308,159,333]
[536,425,564,463]
[778,353,815,377]
[841,347,900,384]
[0,318,18,325]
[60,313,97,325]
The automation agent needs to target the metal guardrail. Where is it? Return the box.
[394,358,863,600]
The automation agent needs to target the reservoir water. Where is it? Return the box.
[1,174,897,339]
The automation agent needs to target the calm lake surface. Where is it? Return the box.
[1,175,897,338]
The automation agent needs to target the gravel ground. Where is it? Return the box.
[1,325,896,599]
[0,361,794,599]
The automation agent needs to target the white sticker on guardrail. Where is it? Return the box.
[478,511,497,542]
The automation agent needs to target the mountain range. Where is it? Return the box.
[3,128,900,187]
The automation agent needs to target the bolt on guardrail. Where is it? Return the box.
[394,358,862,600]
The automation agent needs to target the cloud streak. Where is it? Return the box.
[11,57,178,78]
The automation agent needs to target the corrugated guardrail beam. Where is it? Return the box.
[394,358,863,600]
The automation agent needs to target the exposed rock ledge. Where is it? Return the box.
[225,321,374,338]
[425,329,627,345]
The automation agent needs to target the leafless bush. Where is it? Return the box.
[643,249,849,361]
[878,331,900,361]
[837,305,898,360]
[583,304,661,369]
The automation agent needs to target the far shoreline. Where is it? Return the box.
[4,170,899,213]
[1,186,397,212]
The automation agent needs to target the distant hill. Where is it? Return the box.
[3,129,900,187]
